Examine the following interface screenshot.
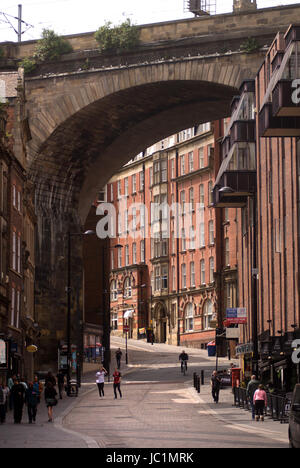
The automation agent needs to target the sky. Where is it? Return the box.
[0,0,299,43]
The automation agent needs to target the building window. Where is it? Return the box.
[172,265,176,291]
[117,180,122,199]
[132,243,137,264]
[161,265,168,290]
[189,187,194,212]
[190,262,195,287]
[199,222,205,248]
[171,159,175,179]
[11,287,16,327]
[125,245,129,266]
[140,240,145,263]
[181,263,186,289]
[111,312,118,330]
[185,303,194,332]
[181,228,186,252]
[225,238,230,266]
[208,181,213,205]
[180,155,185,176]
[180,190,185,215]
[124,177,129,196]
[139,171,144,190]
[188,152,194,172]
[209,257,215,283]
[209,220,214,245]
[203,300,214,330]
[124,277,132,298]
[110,184,114,202]
[161,159,167,182]
[12,231,17,271]
[200,259,205,285]
[154,266,160,292]
[199,147,204,169]
[199,184,204,206]
[118,247,122,268]
[111,280,118,301]
[132,174,137,193]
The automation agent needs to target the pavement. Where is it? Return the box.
[0,337,290,448]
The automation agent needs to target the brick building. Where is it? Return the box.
[214,25,300,390]
[105,123,238,351]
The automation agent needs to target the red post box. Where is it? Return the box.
[231,368,241,388]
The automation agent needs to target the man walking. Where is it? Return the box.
[116,348,122,370]
[211,370,221,404]
[247,375,260,420]
[113,368,122,399]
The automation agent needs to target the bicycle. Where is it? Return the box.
[180,360,188,376]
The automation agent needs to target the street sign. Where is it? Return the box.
[226,308,247,324]
[123,325,130,333]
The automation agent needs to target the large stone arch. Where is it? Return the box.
[26,58,250,222]
[26,56,253,370]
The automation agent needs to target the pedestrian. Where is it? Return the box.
[44,382,58,423]
[246,375,260,420]
[7,374,16,411]
[25,382,39,424]
[56,370,65,399]
[45,371,56,388]
[113,368,122,399]
[253,384,268,421]
[33,375,43,404]
[211,370,221,404]
[116,348,122,370]
[11,378,25,424]
[0,381,9,424]
[96,366,107,398]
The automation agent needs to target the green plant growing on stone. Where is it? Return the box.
[33,29,73,61]
[94,19,140,53]
[240,37,260,53]
[19,57,37,74]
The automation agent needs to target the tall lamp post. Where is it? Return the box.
[66,229,95,396]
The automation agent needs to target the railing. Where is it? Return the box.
[233,387,291,423]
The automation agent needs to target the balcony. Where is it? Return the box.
[259,102,300,137]
[213,172,256,208]
[213,142,256,208]
[272,79,300,117]
[230,120,255,146]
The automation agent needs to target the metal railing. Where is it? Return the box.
[233,387,290,423]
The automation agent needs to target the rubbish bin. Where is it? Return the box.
[207,341,216,357]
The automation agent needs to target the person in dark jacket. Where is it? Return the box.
[246,375,260,420]
[25,382,39,424]
[11,378,25,423]
[211,371,222,404]
[44,382,57,423]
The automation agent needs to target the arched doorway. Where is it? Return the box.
[153,302,168,344]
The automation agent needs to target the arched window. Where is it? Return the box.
[203,300,214,330]
[185,303,194,332]
[124,277,132,298]
[110,280,118,301]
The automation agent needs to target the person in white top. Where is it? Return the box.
[96,366,107,398]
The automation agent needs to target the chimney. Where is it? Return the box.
[233,0,257,13]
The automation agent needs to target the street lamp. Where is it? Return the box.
[66,229,95,396]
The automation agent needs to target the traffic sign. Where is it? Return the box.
[123,325,130,333]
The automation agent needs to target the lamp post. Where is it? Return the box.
[66,229,95,396]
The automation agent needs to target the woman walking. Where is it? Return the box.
[253,384,268,421]
[44,381,58,423]
[96,366,107,398]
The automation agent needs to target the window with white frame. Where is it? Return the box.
[189,226,195,250]
[132,243,137,264]
[199,147,204,169]
[200,259,205,285]
[124,177,129,196]
[188,152,194,172]
[124,277,132,298]
[12,231,16,270]
[132,174,137,193]
[11,287,15,327]
[189,187,194,212]
[111,312,118,330]
[181,263,186,289]
[185,303,194,332]
[180,155,185,176]
[199,184,204,206]
[190,262,195,287]
[203,300,214,330]
[117,180,122,199]
[199,222,205,248]
[140,240,145,263]
[125,245,129,266]
[118,247,122,268]
[111,280,118,301]
[209,220,214,245]
[209,257,215,284]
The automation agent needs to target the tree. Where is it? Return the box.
[33,29,73,62]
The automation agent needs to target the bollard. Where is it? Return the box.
[201,370,204,385]
[193,373,197,388]
[197,376,201,393]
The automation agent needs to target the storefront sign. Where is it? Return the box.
[0,339,7,367]
[226,328,240,339]
[226,308,247,324]
[235,343,254,356]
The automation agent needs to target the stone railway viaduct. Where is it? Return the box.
[1,3,300,369]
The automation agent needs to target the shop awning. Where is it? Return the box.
[124,310,134,319]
